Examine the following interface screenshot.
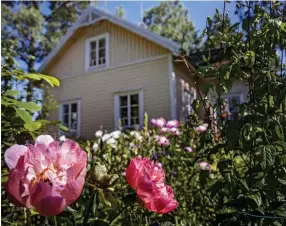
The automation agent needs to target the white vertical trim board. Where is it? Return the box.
[168,54,177,119]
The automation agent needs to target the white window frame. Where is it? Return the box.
[59,99,81,136]
[85,33,109,72]
[182,87,196,121]
[114,90,144,129]
[222,92,244,120]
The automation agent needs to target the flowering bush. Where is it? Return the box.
[4,135,87,216]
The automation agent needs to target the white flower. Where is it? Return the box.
[95,130,103,138]
[129,142,135,150]
[102,133,111,142]
[92,143,99,151]
[130,131,143,141]
[59,135,66,142]
[111,130,121,139]
[106,138,116,145]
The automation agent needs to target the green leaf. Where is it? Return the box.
[199,82,212,96]
[24,121,42,131]
[202,55,208,63]
[5,90,19,97]
[59,124,69,132]
[248,193,262,207]
[42,75,60,87]
[281,22,286,32]
[105,192,118,210]
[23,73,42,80]
[17,101,41,111]
[14,108,33,124]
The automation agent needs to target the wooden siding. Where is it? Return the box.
[46,20,169,79]
[49,56,171,139]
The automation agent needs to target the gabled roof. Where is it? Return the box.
[38,5,181,72]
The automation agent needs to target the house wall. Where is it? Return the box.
[173,62,202,121]
[49,56,171,139]
[207,80,249,102]
[45,20,169,79]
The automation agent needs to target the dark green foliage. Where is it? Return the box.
[143,0,200,53]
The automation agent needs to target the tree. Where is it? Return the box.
[1,1,90,102]
[116,5,125,19]
[143,0,200,53]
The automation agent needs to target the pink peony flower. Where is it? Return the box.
[160,127,168,133]
[198,161,211,171]
[194,123,208,133]
[166,120,179,128]
[185,147,193,152]
[126,156,178,214]
[151,117,166,128]
[169,127,180,136]
[151,118,157,126]
[156,136,170,146]
[4,135,87,216]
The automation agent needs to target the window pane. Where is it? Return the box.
[71,103,77,113]
[90,41,97,50]
[120,107,128,118]
[63,114,69,125]
[91,51,97,60]
[120,96,128,107]
[121,118,128,126]
[130,94,139,105]
[63,104,69,114]
[99,38,105,48]
[131,117,139,125]
[131,106,139,117]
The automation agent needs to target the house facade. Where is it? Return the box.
[40,6,247,139]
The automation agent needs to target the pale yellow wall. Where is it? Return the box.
[45,20,169,79]
[49,56,171,139]
[173,62,199,121]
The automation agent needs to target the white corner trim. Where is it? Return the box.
[168,54,177,119]
[85,33,110,72]
[38,5,180,73]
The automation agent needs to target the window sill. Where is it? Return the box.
[86,64,107,73]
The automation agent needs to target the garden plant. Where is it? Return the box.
[1,1,286,226]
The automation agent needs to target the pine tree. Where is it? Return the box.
[143,0,200,53]
[116,5,125,19]
[1,1,90,101]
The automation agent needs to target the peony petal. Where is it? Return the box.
[35,135,54,150]
[62,177,85,206]
[4,144,28,169]
[6,156,26,206]
[136,175,154,199]
[59,139,80,165]
[125,160,139,190]
[30,181,66,216]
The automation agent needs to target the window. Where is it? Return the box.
[85,33,109,71]
[59,100,81,136]
[222,93,243,120]
[114,91,144,129]
[182,89,196,120]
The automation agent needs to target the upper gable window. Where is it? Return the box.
[85,33,109,71]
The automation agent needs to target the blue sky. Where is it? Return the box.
[95,1,239,36]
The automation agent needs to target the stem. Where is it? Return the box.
[109,204,131,225]
[24,208,27,225]
[82,190,96,225]
[54,216,58,226]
